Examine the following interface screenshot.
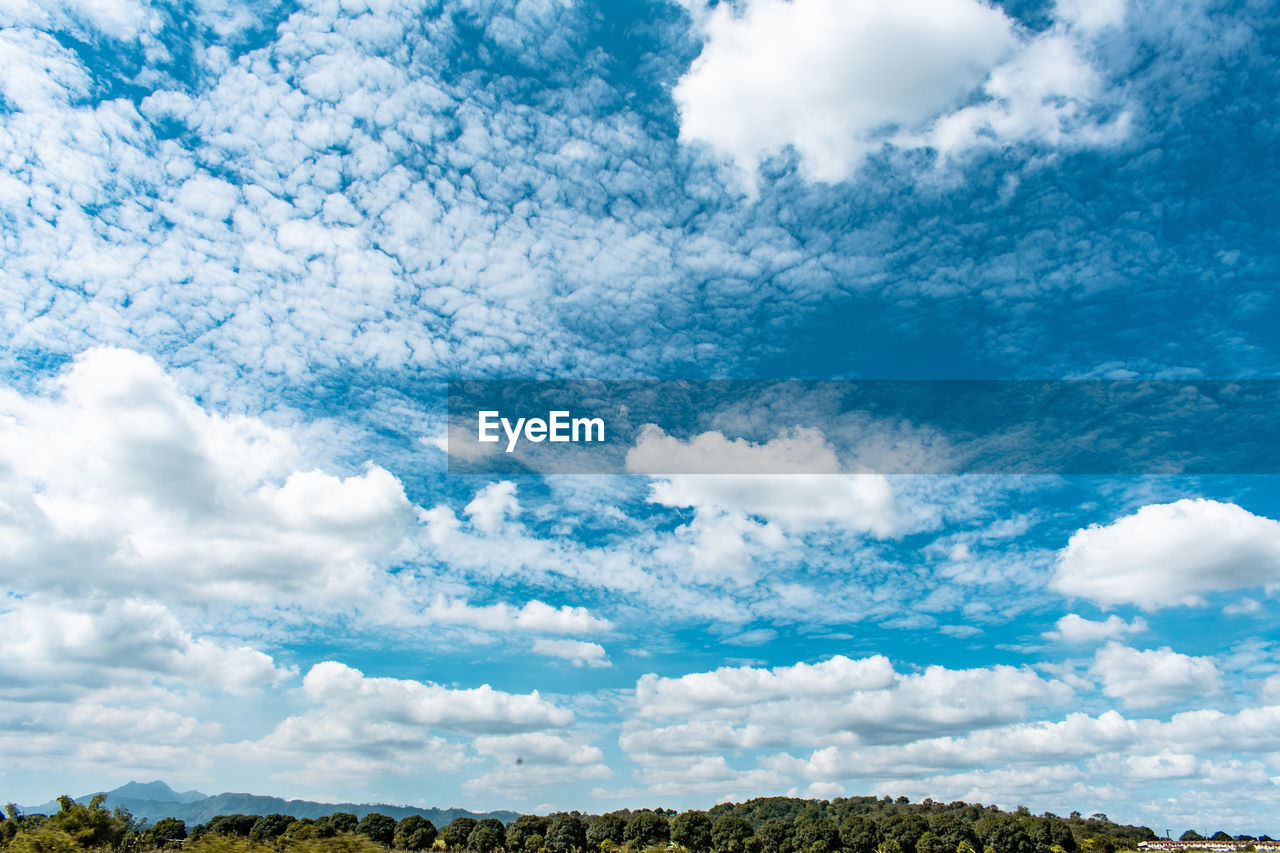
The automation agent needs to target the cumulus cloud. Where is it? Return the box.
[674,0,1015,181]
[1044,613,1148,644]
[674,0,1128,182]
[466,732,612,796]
[628,425,945,543]
[465,481,522,533]
[242,661,575,783]
[626,655,1072,758]
[645,471,902,536]
[1050,499,1280,609]
[531,638,611,668]
[763,700,1280,825]
[619,653,1086,800]
[0,349,613,638]
[296,661,573,733]
[635,655,897,718]
[627,428,904,582]
[1090,643,1224,709]
[0,679,229,782]
[632,755,787,799]
[0,598,293,695]
[0,347,410,606]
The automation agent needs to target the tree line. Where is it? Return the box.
[3,793,1269,853]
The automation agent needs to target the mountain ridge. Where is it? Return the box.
[18,781,519,827]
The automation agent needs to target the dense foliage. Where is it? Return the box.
[8,793,1263,853]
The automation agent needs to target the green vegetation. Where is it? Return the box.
[5,792,1265,853]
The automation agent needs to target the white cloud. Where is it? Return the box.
[466,731,613,796]
[297,660,573,732]
[674,0,1127,183]
[1090,643,1224,709]
[765,702,1280,824]
[1050,499,1280,609]
[0,680,229,783]
[0,598,293,695]
[465,480,521,533]
[1044,613,1148,644]
[1055,0,1126,34]
[241,661,575,783]
[0,347,411,606]
[627,425,843,474]
[628,427,925,540]
[674,0,1016,182]
[1223,598,1263,616]
[512,600,614,634]
[406,596,614,635]
[0,349,614,642]
[531,638,611,668]
[646,470,902,535]
[625,655,1072,762]
[633,755,787,799]
[635,655,896,718]
[0,29,91,110]
[472,731,604,766]
[61,702,221,746]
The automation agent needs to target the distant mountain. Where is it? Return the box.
[110,781,208,805]
[20,781,518,827]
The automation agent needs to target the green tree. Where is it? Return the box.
[757,820,793,853]
[329,815,360,835]
[46,795,131,849]
[916,834,949,853]
[445,819,479,851]
[793,820,840,853]
[508,817,549,853]
[470,819,507,853]
[1025,820,1074,853]
[882,816,929,853]
[587,815,626,850]
[150,819,188,845]
[285,820,325,841]
[207,816,257,838]
[672,813,713,853]
[841,818,881,853]
[546,816,587,853]
[396,817,438,851]
[357,815,397,847]
[712,818,754,853]
[975,819,1033,853]
[926,815,977,853]
[625,814,670,849]
[1179,833,1204,843]
[251,815,296,842]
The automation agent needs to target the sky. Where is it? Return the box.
[2,0,1280,835]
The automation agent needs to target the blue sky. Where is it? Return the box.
[3,0,1280,835]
